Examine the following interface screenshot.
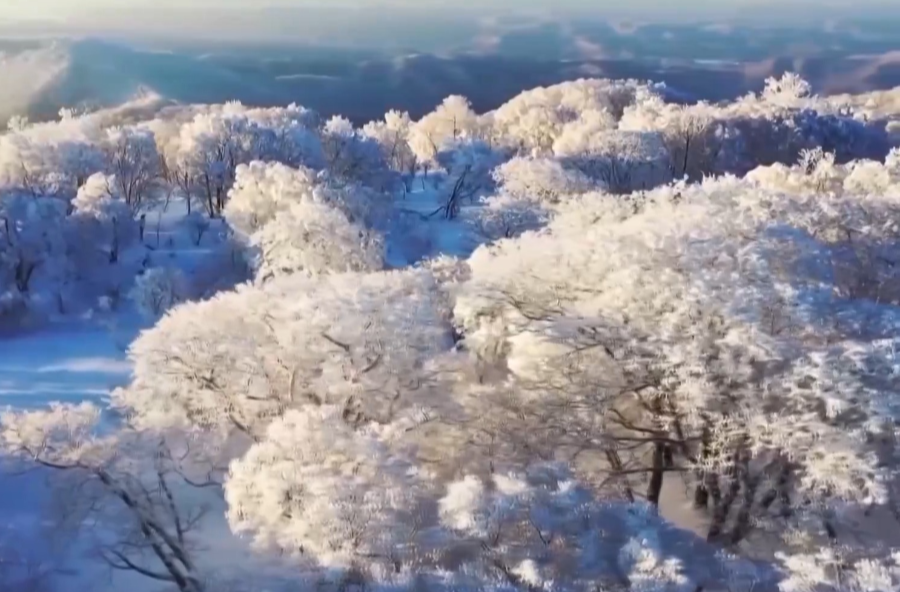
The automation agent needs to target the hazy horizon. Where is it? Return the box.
[0,0,897,127]
[3,1,900,47]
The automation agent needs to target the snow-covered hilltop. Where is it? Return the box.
[2,74,900,592]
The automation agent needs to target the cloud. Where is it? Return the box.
[37,357,132,375]
[0,42,70,122]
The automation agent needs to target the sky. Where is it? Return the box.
[1,0,898,42]
[4,0,898,20]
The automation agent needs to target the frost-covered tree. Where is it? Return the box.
[619,73,890,180]
[0,403,212,592]
[489,78,664,153]
[174,111,247,217]
[553,124,671,193]
[223,160,388,283]
[170,103,325,217]
[129,266,187,319]
[247,199,385,283]
[69,173,139,266]
[64,172,146,311]
[320,115,397,190]
[9,74,900,592]
[492,156,594,203]
[776,548,900,592]
[229,446,766,590]
[434,139,508,219]
[103,126,161,213]
[362,110,418,191]
[0,191,70,318]
[434,463,765,592]
[112,269,454,439]
[725,109,888,172]
[759,73,813,109]
[451,171,900,561]
[225,405,421,570]
[0,128,105,199]
[463,192,552,241]
[409,95,484,168]
[222,161,324,236]
[464,156,594,240]
[621,98,727,180]
[223,161,385,238]
[182,211,211,246]
[0,168,147,321]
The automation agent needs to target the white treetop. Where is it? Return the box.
[112,269,454,438]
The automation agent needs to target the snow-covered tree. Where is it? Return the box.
[222,161,323,236]
[0,403,212,592]
[63,172,146,310]
[183,211,212,246]
[553,125,671,193]
[8,74,900,592]
[619,74,890,180]
[103,126,161,213]
[0,132,103,200]
[225,405,421,570]
[760,73,813,109]
[223,161,385,238]
[320,116,397,190]
[409,95,484,168]
[451,171,900,560]
[464,191,551,241]
[435,463,764,592]
[492,156,594,203]
[218,159,389,290]
[463,157,595,240]
[170,103,325,217]
[247,199,385,283]
[0,190,70,318]
[489,78,664,154]
[229,448,766,590]
[129,266,187,319]
[69,173,139,265]
[362,110,418,191]
[174,111,247,217]
[434,139,508,219]
[621,98,727,180]
[777,548,900,592]
[112,269,454,439]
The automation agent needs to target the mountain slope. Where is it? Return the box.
[3,36,900,126]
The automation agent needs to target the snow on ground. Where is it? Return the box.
[0,320,134,410]
[0,317,138,590]
[0,201,245,591]
[387,179,483,266]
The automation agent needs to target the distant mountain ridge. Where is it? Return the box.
[1,32,899,127]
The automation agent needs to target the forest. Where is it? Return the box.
[1,72,900,592]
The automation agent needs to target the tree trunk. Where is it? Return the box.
[605,449,635,503]
[646,442,666,506]
[693,427,712,509]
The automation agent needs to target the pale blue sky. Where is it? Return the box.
[2,0,894,20]
[1,0,897,41]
